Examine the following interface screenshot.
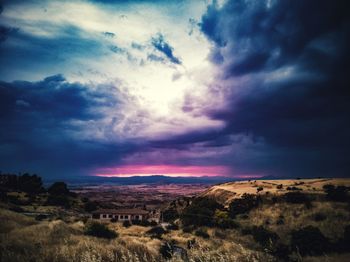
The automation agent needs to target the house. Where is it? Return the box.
[92,208,149,221]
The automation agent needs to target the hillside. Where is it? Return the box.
[202,178,350,205]
[1,176,350,261]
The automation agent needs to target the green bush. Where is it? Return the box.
[85,222,118,239]
[213,210,239,229]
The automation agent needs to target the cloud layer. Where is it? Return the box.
[0,0,349,178]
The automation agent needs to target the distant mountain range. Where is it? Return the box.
[44,175,242,186]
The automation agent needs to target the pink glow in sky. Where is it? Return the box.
[94,165,231,177]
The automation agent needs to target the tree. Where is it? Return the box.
[180,197,223,227]
[48,182,69,196]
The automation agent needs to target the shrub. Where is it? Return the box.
[46,195,70,208]
[283,191,309,204]
[257,186,264,193]
[213,210,239,229]
[276,184,283,189]
[323,185,349,202]
[166,223,179,231]
[181,197,223,227]
[162,208,179,222]
[122,220,131,228]
[182,226,194,233]
[250,226,279,248]
[228,194,260,218]
[85,222,118,239]
[159,242,173,259]
[290,226,328,255]
[195,228,209,239]
[286,186,302,191]
[147,226,166,238]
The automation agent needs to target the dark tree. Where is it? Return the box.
[48,182,70,196]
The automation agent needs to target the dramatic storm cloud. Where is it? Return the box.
[0,0,349,178]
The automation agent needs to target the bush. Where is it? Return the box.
[162,208,179,222]
[166,223,179,231]
[46,194,71,208]
[182,226,194,233]
[181,197,223,227]
[250,226,279,248]
[214,210,239,229]
[195,228,209,239]
[291,226,328,255]
[85,222,118,239]
[286,186,302,191]
[283,192,309,204]
[122,220,131,228]
[257,186,264,192]
[276,184,283,189]
[159,242,173,259]
[147,226,166,238]
[323,185,349,202]
[228,194,260,218]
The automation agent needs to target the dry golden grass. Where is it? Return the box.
[203,178,350,206]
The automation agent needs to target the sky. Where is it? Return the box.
[0,0,349,179]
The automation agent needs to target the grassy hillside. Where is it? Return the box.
[202,178,350,205]
[1,178,350,261]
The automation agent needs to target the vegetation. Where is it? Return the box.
[323,184,349,201]
[228,193,260,218]
[1,175,350,261]
[180,197,223,227]
[85,222,118,239]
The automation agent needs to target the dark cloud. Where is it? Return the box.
[196,0,350,177]
[0,24,104,81]
[0,76,137,178]
[151,33,181,65]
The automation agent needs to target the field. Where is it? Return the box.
[1,177,350,261]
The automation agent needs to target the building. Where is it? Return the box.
[92,208,149,221]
